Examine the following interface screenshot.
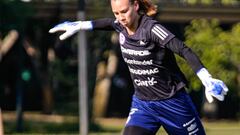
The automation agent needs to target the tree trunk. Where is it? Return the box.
[202,99,218,119]
[92,51,118,118]
[42,73,54,114]
[0,109,4,135]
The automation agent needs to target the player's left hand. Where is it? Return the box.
[203,78,228,103]
[197,68,229,103]
[49,21,82,40]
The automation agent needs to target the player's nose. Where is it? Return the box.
[119,14,125,21]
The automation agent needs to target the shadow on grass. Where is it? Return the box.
[4,120,121,134]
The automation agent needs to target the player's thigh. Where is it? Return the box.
[163,116,205,135]
[123,102,160,135]
[158,91,206,135]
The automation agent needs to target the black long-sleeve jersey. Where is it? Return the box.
[91,15,204,100]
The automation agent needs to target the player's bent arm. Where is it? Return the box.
[165,38,229,103]
[165,37,204,73]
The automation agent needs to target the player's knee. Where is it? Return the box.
[122,125,155,135]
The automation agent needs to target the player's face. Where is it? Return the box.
[111,0,139,28]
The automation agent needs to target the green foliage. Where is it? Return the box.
[221,0,239,5]
[87,0,109,7]
[50,58,78,104]
[177,19,240,92]
[49,31,113,115]
[184,0,238,5]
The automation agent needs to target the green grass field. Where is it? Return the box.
[93,118,240,135]
[2,112,240,135]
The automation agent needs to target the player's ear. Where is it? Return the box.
[133,0,139,11]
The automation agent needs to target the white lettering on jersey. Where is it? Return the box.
[121,46,151,56]
[124,58,153,65]
[134,77,157,87]
[129,68,159,75]
[152,25,168,40]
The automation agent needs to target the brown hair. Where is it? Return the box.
[131,0,158,16]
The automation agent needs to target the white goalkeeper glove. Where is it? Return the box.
[49,21,93,40]
[197,68,228,103]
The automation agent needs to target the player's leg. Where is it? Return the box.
[123,126,155,135]
[122,96,160,135]
[154,90,206,135]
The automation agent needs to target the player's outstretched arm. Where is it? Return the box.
[49,21,93,40]
[197,68,229,103]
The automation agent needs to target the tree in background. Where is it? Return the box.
[184,0,238,5]
[177,19,240,118]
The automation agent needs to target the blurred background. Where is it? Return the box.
[0,0,239,134]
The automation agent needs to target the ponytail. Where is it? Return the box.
[135,0,158,16]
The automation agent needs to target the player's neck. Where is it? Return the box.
[126,15,141,35]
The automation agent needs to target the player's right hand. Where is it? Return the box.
[49,21,81,40]
[49,21,93,40]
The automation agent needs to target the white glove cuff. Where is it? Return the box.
[77,21,93,30]
[196,68,212,82]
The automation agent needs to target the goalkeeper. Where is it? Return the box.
[49,0,228,135]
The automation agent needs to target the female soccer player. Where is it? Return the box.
[49,0,228,134]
